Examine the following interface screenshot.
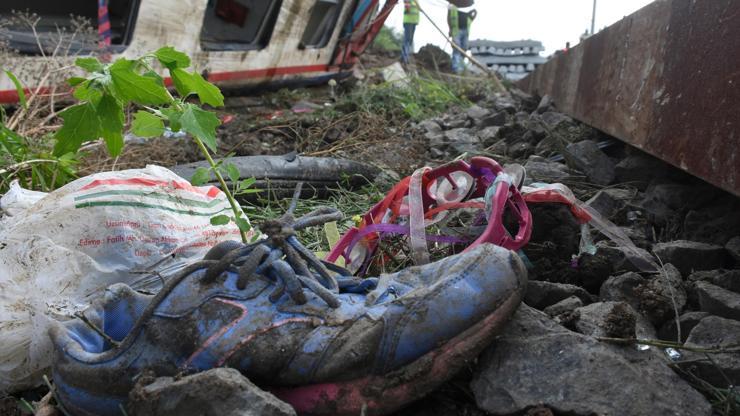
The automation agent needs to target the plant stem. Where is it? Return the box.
[596,336,740,353]
[192,136,248,243]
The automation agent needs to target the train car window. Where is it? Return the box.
[200,0,282,51]
[0,0,140,55]
[299,0,343,49]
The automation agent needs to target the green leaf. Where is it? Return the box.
[225,163,240,184]
[180,104,220,152]
[73,81,103,103]
[170,68,224,107]
[131,111,165,138]
[237,177,256,191]
[160,106,183,131]
[190,166,211,186]
[154,46,191,69]
[210,214,230,226]
[67,77,86,86]
[75,57,104,73]
[4,70,26,109]
[190,71,224,107]
[96,94,125,156]
[235,217,251,232]
[53,103,101,155]
[109,59,170,105]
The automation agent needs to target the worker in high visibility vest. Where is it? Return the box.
[448,4,477,73]
[402,0,420,64]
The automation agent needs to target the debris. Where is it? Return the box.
[171,155,380,202]
[562,140,616,185]
[380,62,409,85]
[653,240,728,276]
[128,368,296,416]
[50,224,527,415]
[693,281,740,320]
[0,166,250,392]
[471,305,712,416]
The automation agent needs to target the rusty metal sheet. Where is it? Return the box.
[519,0,740,196]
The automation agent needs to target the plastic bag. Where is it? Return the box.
[0,165,254,392]
[0,180,46,217]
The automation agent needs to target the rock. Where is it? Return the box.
[466,105,491,121]
[523,158,570,183]
[572,301,639,338]
[514,111,530,123]
[614,153,671,190]
[683,196,740,246]
[535,94,553,114]
[726,236,740,265]
[414,44,452,73]
[594,243,657,273]
[586,190,621,219]
[441,115,468,130]
[543,295,583,317]
[533,135,561,157]
[493,97,517,114]
[508,141,534,159]
[471,305,712,416]
[688,269,740,294]
[540,111,573,130]
[694,280,740,320]
[476,111,507,128]
[652,240,727,276]
[128,368,296,416]
[599,265,685,327]
[638,181,716,224]
[525,280,592,310]
[476,126,502,145]
[417,119,442,135]
[486,139,507,155]
[679,316,740,388]
[563,140,615,185]
[372,168,401,190]
[657,311,709,343]
[444,128,480,154]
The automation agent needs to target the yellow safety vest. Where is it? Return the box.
[404,0,420,25]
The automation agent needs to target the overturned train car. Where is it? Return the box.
[0,0,398,103]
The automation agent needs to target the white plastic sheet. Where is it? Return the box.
[0,165,253,392]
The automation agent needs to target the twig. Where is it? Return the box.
[74,312,120,348]
[43,375,72,416]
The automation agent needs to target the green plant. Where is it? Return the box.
[53,47,253,242]
[349,75,468,121]
[0,71,78,193]
[371,25,402,52]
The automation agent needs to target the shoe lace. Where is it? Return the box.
[201,204,347,308]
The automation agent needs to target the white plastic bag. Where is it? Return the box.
[0,165,254,392]
[0,180,47,217]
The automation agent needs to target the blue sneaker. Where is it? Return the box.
[49,209,527,416]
